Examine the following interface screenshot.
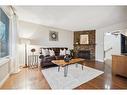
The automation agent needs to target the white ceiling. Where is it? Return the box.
[14,6,127,31]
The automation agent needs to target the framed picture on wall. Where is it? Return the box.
[49,31,59,41]
[80,34,89,44]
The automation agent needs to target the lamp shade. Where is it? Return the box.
[20,38,31,45]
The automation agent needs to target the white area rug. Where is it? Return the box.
[41,64,104,89]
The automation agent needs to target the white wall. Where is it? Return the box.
[96,21,127,62]
[18,21,73,66]
[104,34,121,60]
[19,21,73,49]
[19,20,127,63]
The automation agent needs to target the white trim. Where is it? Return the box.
[0,6,13,19]
[0,74,10,88]
[0,58,10,67]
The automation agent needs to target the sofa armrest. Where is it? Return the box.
[39,55,44,59]
[41,56,56,63]
[43,57,52,62]
[40,55,56,68]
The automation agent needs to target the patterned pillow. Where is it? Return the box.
[49,50,55,56]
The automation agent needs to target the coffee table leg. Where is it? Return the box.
[58,66,60,72]
[75,63,78,68]
[82,64,83,70]
[64,65,68,77]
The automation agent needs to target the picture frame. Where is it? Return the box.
[80,34,89,44]
[49,31,58,41]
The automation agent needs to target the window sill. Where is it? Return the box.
[0,57,10,67]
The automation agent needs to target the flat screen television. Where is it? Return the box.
[121,34,127,54]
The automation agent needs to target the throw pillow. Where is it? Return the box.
[60,49,66,56]
[42,49,50,56]
[45,49,50,56]
[42,49,46,56]
[60,49,63,56]
[49,50,55,56]
[66,50,70,55]
[62,49,66,55]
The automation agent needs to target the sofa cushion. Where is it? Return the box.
[42,56,56,62]
[56,55,64,60]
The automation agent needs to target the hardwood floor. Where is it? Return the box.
[1,68,50,89]
[1,60,127,89]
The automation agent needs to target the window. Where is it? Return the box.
[0,8,9,58]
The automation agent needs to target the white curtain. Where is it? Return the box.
[9,8,20,74]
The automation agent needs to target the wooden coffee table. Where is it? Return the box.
[52,58,85,77]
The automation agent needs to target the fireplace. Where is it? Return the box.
[74,30,95,59]
[77,50,90,59]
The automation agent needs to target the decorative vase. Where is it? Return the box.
[64,54,71,62]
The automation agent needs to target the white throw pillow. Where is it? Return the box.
[60,49,66,56]
[42,49,50,56]
[45,49,50,56]
[42,49,46,56]
[60,49,63,56]
[66,50,70,55]
[49,50,55,56]
[62,49,66,55]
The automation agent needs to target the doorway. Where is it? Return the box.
[104,32,121,67]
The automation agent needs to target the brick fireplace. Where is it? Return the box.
[74,30,95,59]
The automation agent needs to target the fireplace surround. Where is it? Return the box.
[74,30,95,59]
[77,50,90,59]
